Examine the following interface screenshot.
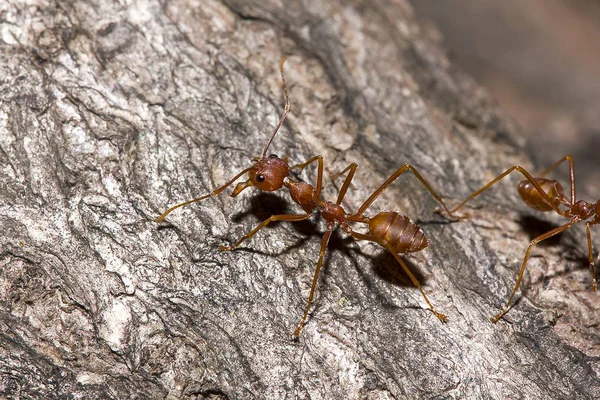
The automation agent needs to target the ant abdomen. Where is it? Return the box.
[369,211,428,254]
[517,177,564,212]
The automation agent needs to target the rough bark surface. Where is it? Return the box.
[0,1,599,399]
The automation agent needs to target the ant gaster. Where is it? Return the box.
[157,57,460,336]
[443,156,599,322]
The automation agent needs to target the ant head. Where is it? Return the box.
[232,154,290,197]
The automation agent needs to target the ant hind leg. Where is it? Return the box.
[344,228,447,322]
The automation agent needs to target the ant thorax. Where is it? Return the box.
[284,178,316,214]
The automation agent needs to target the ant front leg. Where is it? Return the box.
[290,155,324,198]
[491,219,578,323]
[219,213,311,251]
[538,155,575,205]
[157,166,254,223]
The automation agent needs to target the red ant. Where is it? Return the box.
[442,156,599,322]
[157,57,459,336]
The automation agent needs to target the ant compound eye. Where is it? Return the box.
[256,174,265,182]
[269,154,279,159]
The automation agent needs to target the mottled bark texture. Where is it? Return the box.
[0,1,598,399]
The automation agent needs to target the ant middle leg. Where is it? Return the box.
[292,165,357,336]
[293,228,333,337]
[491,219,578,323]
[219,213,311,251]
[585,221,598,291]
[344,229,447,321]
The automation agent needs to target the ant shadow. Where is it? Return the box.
[228,193,352,260]
[156,223,175,232]
[230,193,317,239]
[371,251,427,288]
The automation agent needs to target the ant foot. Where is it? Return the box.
[433,311,448,322]
[218,245,232,251]
[293,324,303,337]
[490,310,507,323]
[433,207,470,220]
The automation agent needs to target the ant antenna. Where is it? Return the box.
[156,167,253,223]
[261,56,290,158]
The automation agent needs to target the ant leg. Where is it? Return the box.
[448,166,566,217]
[491,219,578,323]
[293,228,333,337]
[291,155,322,172]
[585,221,598,291]
[219,213,311,251]
[353,163,460,219]
[345,229,447,322]
[290,155,325,198]
[332,163,358,205]
[538,155,575,204]
[157,166,253,223]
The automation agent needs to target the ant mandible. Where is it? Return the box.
[442,156,599,322]
[157,57,460,336]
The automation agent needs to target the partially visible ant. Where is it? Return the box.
[441,156,599,322]
[157,57,460,337]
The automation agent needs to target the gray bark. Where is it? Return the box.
[0,0,598,399]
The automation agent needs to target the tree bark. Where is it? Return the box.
[1,0,598,399]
